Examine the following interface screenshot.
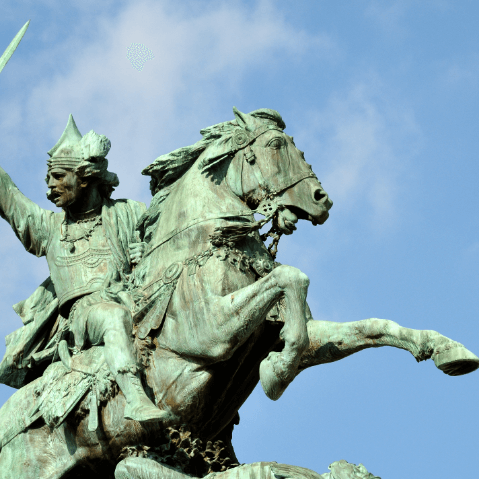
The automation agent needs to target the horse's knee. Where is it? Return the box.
[272,265,310,290]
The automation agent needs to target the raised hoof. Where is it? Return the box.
[259,352,295,401]
[432,344,479,376]
[124,404,179,424]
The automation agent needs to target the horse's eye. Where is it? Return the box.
[267,138,284,149]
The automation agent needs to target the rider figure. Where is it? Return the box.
[0,115,174,424]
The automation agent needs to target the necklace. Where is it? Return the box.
[68,203,102,221]
[60,208,102,253]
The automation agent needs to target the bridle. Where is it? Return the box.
[229,123,317,207]
[143,123,317,260]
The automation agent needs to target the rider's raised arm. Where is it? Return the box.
[0,166,53,257]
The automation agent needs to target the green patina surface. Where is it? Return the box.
[0,22,478,479]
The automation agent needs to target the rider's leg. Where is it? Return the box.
[86,303,178,423]
[299,318,479,376]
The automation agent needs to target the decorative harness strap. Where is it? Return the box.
[231,124,282,152]
[232,123,317,208]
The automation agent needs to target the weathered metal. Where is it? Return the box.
[0,20,30,76]
[0,107,477,478]
[114,458,381,479]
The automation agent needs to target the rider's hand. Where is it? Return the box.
[129,242,146,264]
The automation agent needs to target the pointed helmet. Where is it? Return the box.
[47,114,111,170]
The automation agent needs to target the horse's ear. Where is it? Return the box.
[233,107,256,132]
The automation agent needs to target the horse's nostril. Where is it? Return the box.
[314,189,326,202]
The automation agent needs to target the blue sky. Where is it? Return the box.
[0,1,478,477]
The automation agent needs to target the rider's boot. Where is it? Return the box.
[115,366,179,424]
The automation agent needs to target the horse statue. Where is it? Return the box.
[0,107,477,479]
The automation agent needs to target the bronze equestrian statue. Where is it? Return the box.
[0,106,476,479]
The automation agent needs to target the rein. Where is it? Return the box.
[143,210,255,259]
[143,169,314,260]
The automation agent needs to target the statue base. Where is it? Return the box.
[115,458,380,479]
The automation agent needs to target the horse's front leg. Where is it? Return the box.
[209,264,310,400]
[300,318,479,376]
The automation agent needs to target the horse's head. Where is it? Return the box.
[140,107,332,247]
[220,107,333,235]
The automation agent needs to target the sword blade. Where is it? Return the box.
[0,20,30,75]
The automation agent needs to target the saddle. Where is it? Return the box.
[0,346,114,451]
[36,346,114,431]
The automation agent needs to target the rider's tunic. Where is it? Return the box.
[0,167,146,350]
[48,217,117,314]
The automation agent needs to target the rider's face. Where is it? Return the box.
[46,168,85,208]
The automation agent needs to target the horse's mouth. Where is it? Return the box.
[288,206,329,226]
[309,210,329,225]
[283,219,297,234]
[276,178,332,228]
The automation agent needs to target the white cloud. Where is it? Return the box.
[0,0,335,204]
[0,0,336,353]
[292,75,421,234]
[365,0,452,37]
[441,58,479,91]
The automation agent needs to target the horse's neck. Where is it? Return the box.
[152,161,247,250]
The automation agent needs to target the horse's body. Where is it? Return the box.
[0,108,477,479]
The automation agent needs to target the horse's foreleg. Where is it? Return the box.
[257,267,311,401]
[300,318,479,376]
[208,265,310,400]
[208,265,308,352]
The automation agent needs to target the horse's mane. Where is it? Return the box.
[137,108,285,242]
[141,121,234,194]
